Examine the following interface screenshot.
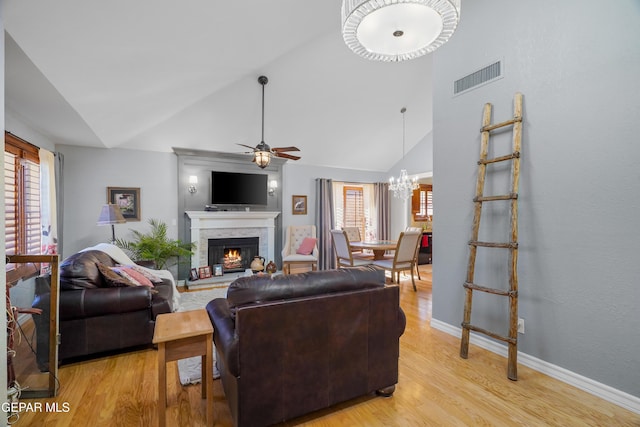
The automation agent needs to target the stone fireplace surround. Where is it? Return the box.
[185,211,280,271]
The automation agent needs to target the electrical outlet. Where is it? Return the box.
[517,318,525,334]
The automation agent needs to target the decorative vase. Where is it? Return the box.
[265,261,277,274]
[250,256,265,273]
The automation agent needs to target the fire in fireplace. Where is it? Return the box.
[223,248,243,271]
[208,237,259,274]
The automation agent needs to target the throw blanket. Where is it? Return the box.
[80,243,181,311]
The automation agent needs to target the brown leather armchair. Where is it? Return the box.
[32,250,174,370]
[207,265,406,427]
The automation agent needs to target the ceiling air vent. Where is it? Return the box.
[454,60,502,96]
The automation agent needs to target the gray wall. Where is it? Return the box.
[432,0,640,397]
[57,145,389,275]
[56,145,179,258]
[282,162,387,229]
[6,112,56,152]
[388,131,433,237]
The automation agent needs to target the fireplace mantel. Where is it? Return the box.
[185,211,280,270]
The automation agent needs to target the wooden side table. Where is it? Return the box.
[153,309,214,426]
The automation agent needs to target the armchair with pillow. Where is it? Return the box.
[31,244,178,370]
[281,225,318,274]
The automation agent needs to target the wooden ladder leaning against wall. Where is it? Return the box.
[459,92,524,381]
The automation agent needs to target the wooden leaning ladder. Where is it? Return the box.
[459,92,524,381]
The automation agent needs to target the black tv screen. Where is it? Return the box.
[211,171,268,206]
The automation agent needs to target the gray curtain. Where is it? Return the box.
[374,182,390,241]
[55,152,65,256]
[315,178,335,270]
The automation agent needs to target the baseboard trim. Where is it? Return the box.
[430,318,640,415]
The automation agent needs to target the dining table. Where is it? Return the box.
[348,240,397,260]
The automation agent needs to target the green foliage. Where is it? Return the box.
[115,219,195,270]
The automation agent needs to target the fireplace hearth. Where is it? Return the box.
[208,237,259,273]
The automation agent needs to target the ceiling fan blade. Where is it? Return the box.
[236,143,258,151]
[271,146,300,152]
[274,152,301,161]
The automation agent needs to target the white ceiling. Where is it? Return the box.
[4,0,433,172]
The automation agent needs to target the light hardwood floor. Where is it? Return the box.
[13,265,640,426]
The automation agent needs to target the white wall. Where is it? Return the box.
[56,145,179,258]
[432,0,640,398]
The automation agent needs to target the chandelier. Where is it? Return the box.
[341,0,461,62]
[389,107,418,200]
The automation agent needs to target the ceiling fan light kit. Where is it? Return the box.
[254,142,272,169]
[237,76,301,169]
[341,0,461,62]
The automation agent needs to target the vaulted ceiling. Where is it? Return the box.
[4,0,433,172]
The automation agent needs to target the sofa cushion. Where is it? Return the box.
[59,250,117,290]
[226,265,385,312]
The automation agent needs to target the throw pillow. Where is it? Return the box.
[129,264,163,284]
[96,263,137,288]
[117,266,154,287]
[296,237,317,255]
[110,266,140,285]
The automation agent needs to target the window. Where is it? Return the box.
[333,182,377,241]
[412,184,433,221]
[5,132,41,278]
[343,186,365,240]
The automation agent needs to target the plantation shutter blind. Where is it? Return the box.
[343,186,365,239]
[4,133,41,260]
[4,151,18,255]
[412,184,433,221]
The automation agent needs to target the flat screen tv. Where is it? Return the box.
[211,171,268,206]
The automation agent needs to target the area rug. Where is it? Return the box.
[176,285,229,385]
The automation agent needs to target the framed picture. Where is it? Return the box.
[189,268,199,281]
[213,264,223,276]
[198,266,212,279]
[292,195,307,215]
[107,187,141,221]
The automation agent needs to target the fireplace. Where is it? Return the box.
[208,237,259,274]
[186,211,280,272]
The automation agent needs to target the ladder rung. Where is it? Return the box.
[461,322,517,344]
[464,282,517,297]
[474,193,518,202]
[469,241,518,249]
[481,116,523,132]
[478,151,520,165]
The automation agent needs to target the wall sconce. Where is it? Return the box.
[268,180,278,196]
[188,175,198,194]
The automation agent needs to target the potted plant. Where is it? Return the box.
[115,219,195,271]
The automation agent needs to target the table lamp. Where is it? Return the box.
[97,204,126,243]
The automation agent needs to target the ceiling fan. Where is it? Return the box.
[237,75,301,169]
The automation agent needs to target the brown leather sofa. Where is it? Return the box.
[31,249,174,371]
[206,265,406,427]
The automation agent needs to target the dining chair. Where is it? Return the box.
[281,225,318,274]
[406,227,423,280]
[372,230,422,291]
[330,229,373,267]
[342,226,363,254]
